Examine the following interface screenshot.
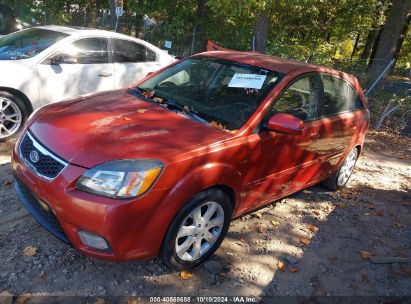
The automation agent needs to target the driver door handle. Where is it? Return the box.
[98,72,113,77]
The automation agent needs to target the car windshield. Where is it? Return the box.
[137,56,282,132]
[0,28,68,60]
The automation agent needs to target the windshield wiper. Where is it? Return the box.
[155,94,209,125]
[128,88,208,125]
[127,87,161,106]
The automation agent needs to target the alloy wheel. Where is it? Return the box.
[0,96,22,139]
[337,149,357,186]
[175,201,225,261]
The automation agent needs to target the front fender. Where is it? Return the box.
[142,162,244,255]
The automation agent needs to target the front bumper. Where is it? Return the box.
[11,142,172,262]
[14,176,70,244]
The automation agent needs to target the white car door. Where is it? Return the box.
[37,37,114,104]
[111,38,164,89]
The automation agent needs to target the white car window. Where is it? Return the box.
[52,37,109,64]
[112,39,156,63]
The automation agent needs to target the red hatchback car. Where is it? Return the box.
[12,52,369,269]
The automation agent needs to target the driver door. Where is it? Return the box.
[37,37,114,104]
[241,73,325,209]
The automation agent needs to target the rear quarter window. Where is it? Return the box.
[320,74,362,117]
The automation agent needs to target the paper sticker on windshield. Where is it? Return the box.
[228,74,267,89]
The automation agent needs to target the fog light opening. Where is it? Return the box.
[78,230,109,251]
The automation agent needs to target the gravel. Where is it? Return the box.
[0,131,410,297]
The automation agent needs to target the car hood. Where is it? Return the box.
[29,90,231,168]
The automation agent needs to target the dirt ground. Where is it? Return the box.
[0,131,410,300]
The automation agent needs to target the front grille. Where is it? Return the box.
[19,132,67,180]
[14,177,70,244]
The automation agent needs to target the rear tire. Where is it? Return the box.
[322,147,358,191]
[160,188,233,270]
[0,91,28,142]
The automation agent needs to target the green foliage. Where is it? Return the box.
[2,0,410,69]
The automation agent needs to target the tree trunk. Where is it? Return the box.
[361,3,385,62]
[195,0,207,52]
[369,0,411,78]
[368,27,383,67]
[393,14,411,62]
[254,11,270,54]
[350,32,360,59]
[361,30,377,61]
[84,0,97,27]
[109,0,117,30]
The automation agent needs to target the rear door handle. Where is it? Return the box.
[98,72,113,77]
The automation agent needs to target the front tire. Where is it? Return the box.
[322,147,358,191]
[0,91,28,142]
[160,188,233,270]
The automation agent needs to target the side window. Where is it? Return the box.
[160,70,190,86]
[264,74,319,124]
[69,38,109,64]
[113,39,157,63]
[320,75,359,116]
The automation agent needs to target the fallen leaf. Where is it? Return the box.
[299,238,311,246]
[271,220,280,226]
[180,271,193,280]
[367,203,375,209]
[23,246,38,257]
[152,97,163,103]
[289,267,299,273]
[257,226,265,233]
[254,212,262,219]
[210,121,226,131]
[123,117,131,121]
[361,274,369,283]
[376,210,384,217]
[136,109,148,114]
[312,211,320,216]
[94,298,106,304]
[307,224,319,233]
[359,250,372,259]
[395,222,403,229]
[277,261,285,272]
[4,180,12,186]
[16,295,32,304]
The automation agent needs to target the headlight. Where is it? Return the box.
[76,159,164,199]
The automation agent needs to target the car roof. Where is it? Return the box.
[34,25,138,40]
[199,51,333,75]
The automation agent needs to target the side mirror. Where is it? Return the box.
[51,55,77,65]
[267,113,304,135]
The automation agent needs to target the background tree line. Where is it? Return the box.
[2,0,411,131]
[3,0,411,75]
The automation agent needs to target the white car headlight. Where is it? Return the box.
[76,160,164,199]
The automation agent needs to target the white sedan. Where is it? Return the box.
[0,25,176,141]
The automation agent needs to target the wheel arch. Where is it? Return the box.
[0,87,33,114]
[354,144,362,158]
[204,184,236,210]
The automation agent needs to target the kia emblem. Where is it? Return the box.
[29,150,40,163]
